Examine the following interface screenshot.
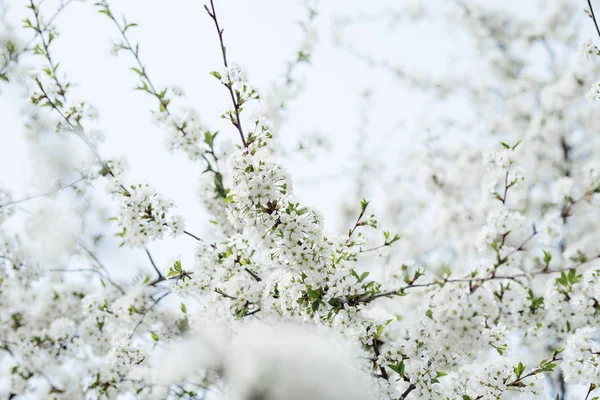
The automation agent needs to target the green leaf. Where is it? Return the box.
[204,131,214,147]
[98,8,112,17]
[567,268,581,284]
[543,250,552,266]
[151,332,159,341]
[431,371,447,384]
[166,260,183,278]
[360,198,369,212]
[500,141,510,149]
[209,71,222,80]
[513,361,525,378]
[387,360,405,376]
[311,299,320,312]
[541,362,557,372]
[556,272,569,286]
[306,285,321,299]
[0,73,8,82]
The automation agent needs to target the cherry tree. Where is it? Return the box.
[1,0,600,399]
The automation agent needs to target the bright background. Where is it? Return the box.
[0,0,458,278]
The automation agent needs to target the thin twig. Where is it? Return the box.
[0,176,87,208]
[183,230,202,241]
[399,383,416,400]
[35,83,127,193]
[205,0,248,147]
[0,0,75,76]
[77,239,110,274]
[244,267,262,282]
[585,383,596,400]
[49,268,125,294]
[97,1,224,187]
[372,340,389,381]
[588,0,600,40]
[145,248,164,281]
[346,254,600,306]
[129,292,170,339]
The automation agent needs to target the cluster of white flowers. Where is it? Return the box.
[579,38,600,62]
[114,182,184,247]
[563,327,600,385]
[3,0,600,399]
[227,145,327,272]
[586,80,600,106]
[196,173,235,235]
[154,107,208,161]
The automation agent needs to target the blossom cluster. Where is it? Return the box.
[113,182,184,247]
[2,0,600,399]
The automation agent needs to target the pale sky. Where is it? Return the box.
[0,0,529,276]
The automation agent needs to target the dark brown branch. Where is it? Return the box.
[585,383,596,400]
[183,230,203,241]
[588,0,600,40]
[145,247,165,285]
[244,267,262,282]
[399,383,416,400]
[372,340,389,381]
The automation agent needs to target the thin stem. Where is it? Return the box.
[506,356,562,388]
[30,0,67,101]
[347,254,600,306]
[372,340,389,381]
[205,0,247,147]
[0,176,87,208]
[399,384,416,400]
[129,292,170,339]
[345,206,366,246]
[246,308,261,316]
[588,0,600,40]
[0,0,75,76]
[244,267,262,282]
[0,337,18,346]
[145,247,168,286]
[49,268,125,294]
[585,383,596,400]
[77,239,109,274]
[183,230,202,241]
[145,248,163,280]
[97,1,224,184]
[501,171,509,204]
[36,82,127,193]
[360,243,388,254]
